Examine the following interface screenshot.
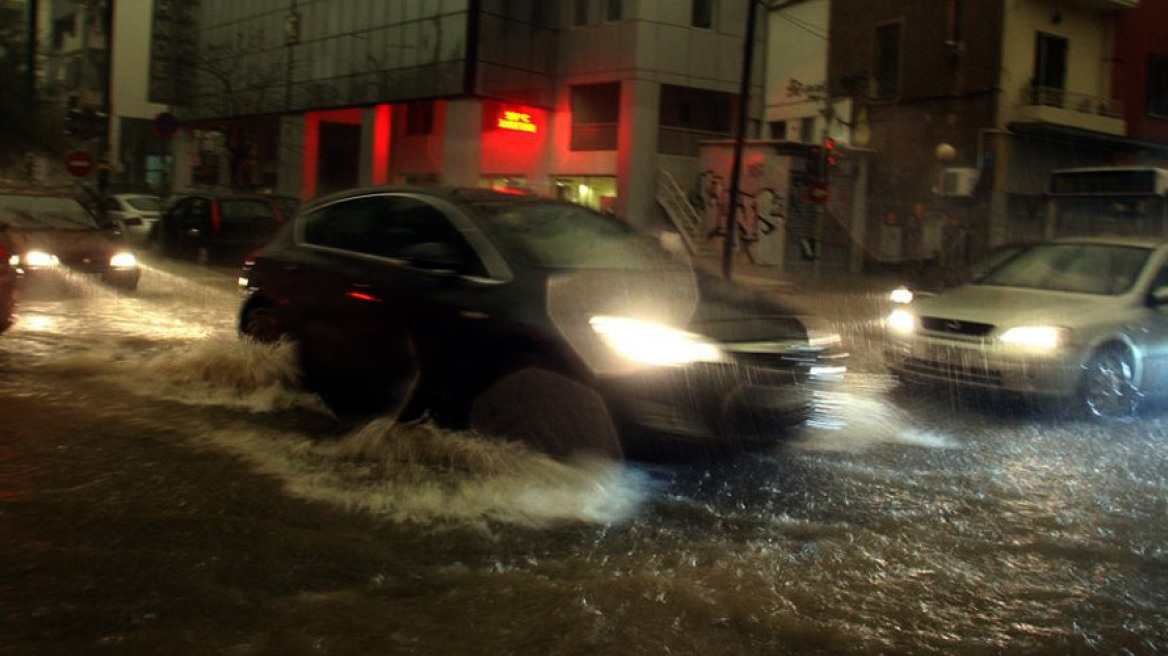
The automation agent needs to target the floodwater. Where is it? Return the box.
[2,258,1167,654]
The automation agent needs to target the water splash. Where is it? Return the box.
[201,418,650,528]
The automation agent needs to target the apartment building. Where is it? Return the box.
[152,0,765,232]
[827,0,1146,263]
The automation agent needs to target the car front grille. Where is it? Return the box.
[59,253,108,273]
[919,316,995,337]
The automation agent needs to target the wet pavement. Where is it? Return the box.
[2,256,1168,654]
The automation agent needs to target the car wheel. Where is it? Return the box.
[469,363,621,459]
[1079,345,1140,420]
[240,302,284,343]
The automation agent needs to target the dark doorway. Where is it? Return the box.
[318,122,361,196]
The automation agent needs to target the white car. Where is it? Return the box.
[885,237,1168,418]
[104,193,162,247]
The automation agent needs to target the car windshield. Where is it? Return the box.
[0,194,100,230]
[470,200,683,270]
[977,243,1151,295]
[125,196,161,211]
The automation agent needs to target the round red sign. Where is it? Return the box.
[64,151,95,177]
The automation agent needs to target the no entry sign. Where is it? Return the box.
[64,151,95,177]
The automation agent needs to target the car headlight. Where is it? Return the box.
[590,316,726,366]
[889,286,915,305]
[887,308,916,335]
[998,326,1070,350]
[110,252,138,268]
[24,250,59,268]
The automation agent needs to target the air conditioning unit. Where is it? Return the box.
[940,167,979,197]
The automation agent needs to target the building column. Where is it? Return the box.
[172,128,196,190]
[618,79,661,230]
[442,99,482,187]
[276,115,305,199]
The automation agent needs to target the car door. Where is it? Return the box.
[172,196,212,259]
[289,193,502,413]
[283,195,422,411]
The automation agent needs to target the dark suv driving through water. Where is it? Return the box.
[237,187,846,458]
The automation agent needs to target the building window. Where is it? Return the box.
[570,83,620,151]
[799,117,816,143]
[605,0,622,22]
[658,84,734,155]
[692,0,714,29]
[1148,55,1168,118]
[872,22,901,101]
[406,101,434,135]
[768,120,787,140]
[1032,32,1068,107]
[574,0,590,26]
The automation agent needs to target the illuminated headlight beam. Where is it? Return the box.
[887,308,916,335]
[998,326,1070,350]
[590,315,726,366]
[109,252,138,268]
[23,250,60,269]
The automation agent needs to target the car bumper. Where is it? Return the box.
[885,336,1084,396]
[598,358,846,448]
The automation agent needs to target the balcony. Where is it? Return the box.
[1014,86,1126,136]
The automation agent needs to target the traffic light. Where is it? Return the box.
[824,137,839,169]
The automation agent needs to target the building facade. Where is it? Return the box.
[154,0,765,232]
[827,0,1149,266]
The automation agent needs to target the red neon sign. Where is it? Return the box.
[497,109,537,133]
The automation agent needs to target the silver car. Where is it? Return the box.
[105,193,162,248]
[885,237,1168,418]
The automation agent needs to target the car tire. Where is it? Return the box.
[240,302,284,343]
[1079,344,1140,420]
[469,363,622,459]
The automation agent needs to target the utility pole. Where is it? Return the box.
[721,0,760,281]
[25,0,38,101]
[97,0,114,224]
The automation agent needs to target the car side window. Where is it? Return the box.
[303,196,487,277]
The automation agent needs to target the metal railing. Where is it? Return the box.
[1023,86,1125,119]
[655,169,715,257]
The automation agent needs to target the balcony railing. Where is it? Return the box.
[1023,86,1124,119]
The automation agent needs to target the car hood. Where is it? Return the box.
[911,283,1123,327]
[4,228,127,257]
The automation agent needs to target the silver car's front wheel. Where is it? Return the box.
[1080,346,1140,420]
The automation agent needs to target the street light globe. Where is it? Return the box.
[935,143,957,162]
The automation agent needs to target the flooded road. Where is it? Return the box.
[2,258,1167,654]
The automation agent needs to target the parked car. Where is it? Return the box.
[885,237,1168,418]
[103,193,163,248]
[153,192,287,265]
[237,187,847,458]
[0,190,141,291]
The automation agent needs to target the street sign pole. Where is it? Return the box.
[97,0,115,225]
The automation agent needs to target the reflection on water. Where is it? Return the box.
[3,260,1168,653]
